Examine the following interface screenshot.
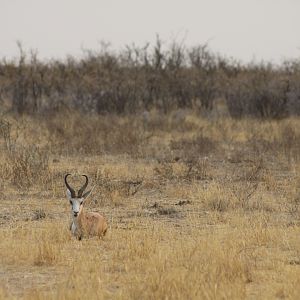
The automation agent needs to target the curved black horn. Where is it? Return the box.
[78,175,89,197]
[65,174,76,198]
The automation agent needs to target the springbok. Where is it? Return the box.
[65,174,108,240]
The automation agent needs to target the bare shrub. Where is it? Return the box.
[184,157,211,181]
[247,123,300,163]
[239,159,264,182]
[188,44,219,111]
[227,159,263,209]
[246,136,274,159]
[156,206,179,217]
[1,40,300,118]
[207,195,231,212]
[170,133,217,159]
[94,173,143,207]
[154,143,212,182]
[46,113,147,156]
[101,119,146,156]
[278,124,300,162]
[8,145,49,188]
[0,119,49,188]
[226,69,290,119]
[154,163,173,183]
[202,183,233,212]
[0,119,15,151]
[32,209,46,221]
[231,181,259,209]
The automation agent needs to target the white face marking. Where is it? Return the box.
[69,198,84,217]
[66,189,84,217]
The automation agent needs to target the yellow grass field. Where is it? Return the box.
[1,111,300,299]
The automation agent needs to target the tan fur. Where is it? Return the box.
[73,207,108,240]
[79,209,108,238]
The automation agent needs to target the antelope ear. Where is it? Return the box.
[66,189,73,200]
[82,190,92,199]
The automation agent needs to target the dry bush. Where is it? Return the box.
[154,162,175,182]
[278,123,300,163]
[46,113,147,156]
[170,133,217,158]
[226,70,291,119]
[154,158,211,182]
[226,159,264,210]
[94,173,143,207]
[7,145,49,188]
[183,157,211,181]
[201,162,263,212]
[246,122,300,163]
[2,40,300,118]
[230,181,259,210]
[0,119,50,188]
[32,209,47,221]
[0,39,220,115]
[236,158,264,183]
[201,182,234,212]
[246,136,275,159]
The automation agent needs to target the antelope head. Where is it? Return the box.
[65,174,92,217]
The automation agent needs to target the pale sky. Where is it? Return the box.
[1,0,299,63]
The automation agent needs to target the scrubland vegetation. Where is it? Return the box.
[0,40,300,299]
[1,39,300,118]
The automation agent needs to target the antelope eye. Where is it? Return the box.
[69,200,72,205]
[80,201,83,205]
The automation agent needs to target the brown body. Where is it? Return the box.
[72,209,108,239]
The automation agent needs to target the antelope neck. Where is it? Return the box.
[73,207,85,226]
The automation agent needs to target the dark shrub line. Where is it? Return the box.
[0,39,299,118]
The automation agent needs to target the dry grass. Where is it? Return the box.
[1,112,300,299]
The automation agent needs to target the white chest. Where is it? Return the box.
[71,222,77,235]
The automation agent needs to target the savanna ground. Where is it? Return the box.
[1,110,300,299]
